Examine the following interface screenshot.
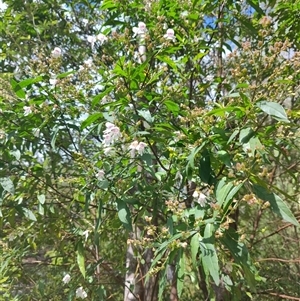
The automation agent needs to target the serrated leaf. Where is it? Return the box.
[256,101,289,122]
[253,184,299,226]
[0,177,14,194]
[77,241,86,278]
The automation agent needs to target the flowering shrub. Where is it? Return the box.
[1,0,300,301]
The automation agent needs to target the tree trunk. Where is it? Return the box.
[124,227,159,301]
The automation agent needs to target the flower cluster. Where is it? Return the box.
[102,122,121,146]
[129,140,147,157]
[87,33,108,48]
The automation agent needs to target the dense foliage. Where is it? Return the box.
[1,0,300,300]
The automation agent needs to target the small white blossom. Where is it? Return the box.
[133,21,147,38]
[23,106,32,116]
[180,242,188,248]
[96,169,105,180]
[136,142,147,155]
[51,47,62,58]
[87,35,97,48]
[62,273,71,284]
[96,33,108,44]
[193,191,207,207]
[164,29,176,41]
[76,287,87,299]
[84,58,93,67]
[49,78,57,86]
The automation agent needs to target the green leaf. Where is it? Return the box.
[256,101,289,122]
[199,149,216,185]
[0,177,14,194]
[37,194,45,204]
[116,200,132,231]
[216,178,232,206]
[81,113,102,130]
[191,232,200,267]
[137,109,153,124]
[77,241,86,278]
[220,229,257,290]
[200,223,219,285]
[50,125,59,151]
[10,78,26,99]
[253,185,299,226]
[177,251,185,297]
[22,208,37,221]
[239,127,255,144]
[164,100,180,116]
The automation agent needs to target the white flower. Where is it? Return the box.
[129,140,147,156]
[87,35,97,48]
[164,29,176,41]
[136,142,147,155]
[133,21,147,37]
[51,47,62,58]
[49,78,57,86]
[103,122,121,146]
[193,191,207,207]
[76,287,87,299]
[23,106,32,116]
[96,169,105,180]
[84,58,93,67]
[62,273,71,284]
[96,33,108,45]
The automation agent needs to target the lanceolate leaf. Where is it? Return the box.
[77,240,86,278]
[177,250,185,297]
[200,223,219,286]
[220,229,257,290]
[253,184,299,226]
[191,232,201,267]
